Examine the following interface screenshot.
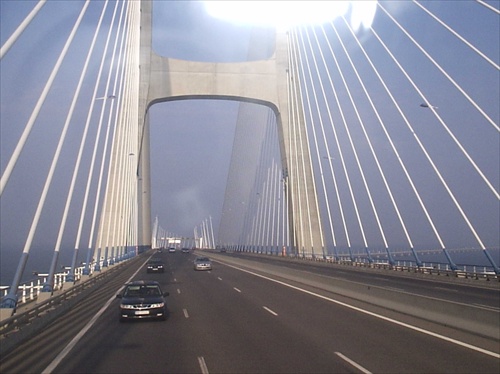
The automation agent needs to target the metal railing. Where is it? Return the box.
[0,254,136,307]
[1,267,84,305]
[0,252,145,356]
[227,248,500,282]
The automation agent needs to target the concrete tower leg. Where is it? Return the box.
[137,112,152,253]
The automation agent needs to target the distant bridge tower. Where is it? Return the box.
[101,0,324,257]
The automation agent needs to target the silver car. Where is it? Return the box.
[193,256,212,271]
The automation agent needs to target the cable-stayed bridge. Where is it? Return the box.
[0,1,499,372]
[2,2,499,306]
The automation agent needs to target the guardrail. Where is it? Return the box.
[0,266,86,306]
[222,249,499,282]
[0,256,132,307]
[312,256,499,281]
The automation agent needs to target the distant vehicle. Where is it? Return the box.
[193,256,212,271]
[181,248,190,253]
[168,247,176,253]
[117,280,169,321]
[219,247,226,252]
[157,247,163,253]
[147,259,165,273]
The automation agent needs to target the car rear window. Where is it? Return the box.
[124,285,161,297]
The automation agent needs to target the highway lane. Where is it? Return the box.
[47,252,353,373]
[2,250,499,373]
[209,252,500,342]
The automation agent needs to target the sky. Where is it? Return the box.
[1,1,499,284]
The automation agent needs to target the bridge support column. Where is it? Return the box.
[96,0,324,257]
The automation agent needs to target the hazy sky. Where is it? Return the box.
[1,1,499,284]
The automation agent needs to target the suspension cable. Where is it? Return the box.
[0,0,47,59]
[378,2,499,132]
[0,1,90,196]
[414,1,499,70]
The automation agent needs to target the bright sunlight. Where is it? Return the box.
[204,1,377,31]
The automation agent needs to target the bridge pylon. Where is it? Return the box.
[99,0,324,258]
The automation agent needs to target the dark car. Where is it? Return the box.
[147,259,165,273]
[181,247,190,253]
[117,280,169,321]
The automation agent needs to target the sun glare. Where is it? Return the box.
[204,1,377,31]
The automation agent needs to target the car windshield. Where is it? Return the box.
[196,257,210,262]
[124,285,161,297]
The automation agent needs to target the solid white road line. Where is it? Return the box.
[335,352,372,374]
[198,356,209,374]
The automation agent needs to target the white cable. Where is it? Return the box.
[476,0,500,14]
[327,21,390,249]
[309,27,353,250]
[298,25,343,250]
[414,1,499,70]
[319,25,371,249]
[88,1,124,253]
[330,21,409,251]
[100,0,130,254]
[378,3,499,132]
[370,27,488,249]
[0,0,47,59]
[0,1,89,196]
[17,1,91,255]
[53,1,110,254]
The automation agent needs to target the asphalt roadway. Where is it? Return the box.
[1,250,499,373]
